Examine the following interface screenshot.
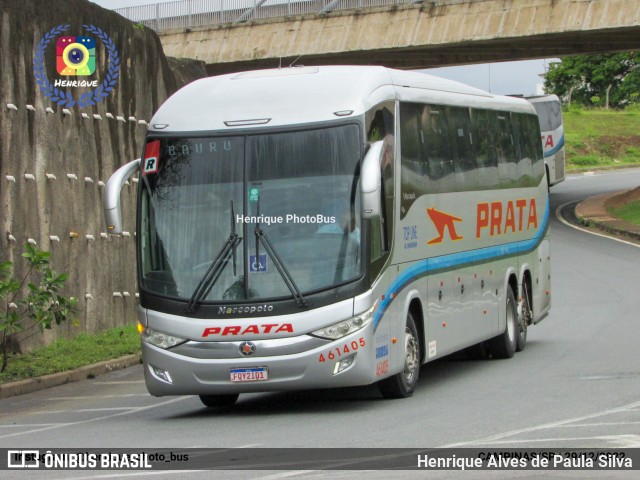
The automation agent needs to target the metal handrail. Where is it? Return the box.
[114,0,420,32]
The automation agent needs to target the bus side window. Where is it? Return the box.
[400,102,426,219]
[528,114,545,183]
[513,113,535,187]
[421,106,455,193]
[471,108,499,190]
[497,114,519,188]
[446,106,477,192]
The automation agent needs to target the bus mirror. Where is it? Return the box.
[103,159,140,234]
[360,141,383,219]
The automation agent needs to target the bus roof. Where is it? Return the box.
[524,94,561,103]
[149,66,535,133]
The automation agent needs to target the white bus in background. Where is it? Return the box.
[104,66,551,408]
[525,94,565,187]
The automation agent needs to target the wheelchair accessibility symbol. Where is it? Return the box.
[249,254,267,272]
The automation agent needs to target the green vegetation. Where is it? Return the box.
[1,244,78,372]
[610,201,640,226]
[563,108,640,171]
[545,53,640,109]
[0,325,140,384]
[543,53,640,170]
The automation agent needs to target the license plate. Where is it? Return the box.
[229,367,268,383]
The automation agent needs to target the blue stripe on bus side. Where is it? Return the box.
[543,133,564,158]
[372,201,550,330]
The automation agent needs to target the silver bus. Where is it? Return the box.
[104,66,551,407]
[525,94,565,187]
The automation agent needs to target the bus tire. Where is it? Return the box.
[378,312,420,399]
[516,287,531,352]
[199,394,239,408]
[488,287,517,359]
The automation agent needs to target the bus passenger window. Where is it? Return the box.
[497,114,519,188]
[400,102,426,218]
[445,106,477,192]
[513,113,535,187]
[528,114,545,183]
[421,106,455,193]
[471,109,500,189]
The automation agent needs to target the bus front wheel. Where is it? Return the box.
[378,312,420,399]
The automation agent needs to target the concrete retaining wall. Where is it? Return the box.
[0,0,205,350]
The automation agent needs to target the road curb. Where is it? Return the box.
[0,353,141,400]
[568,164,640,175]
[575,190,640,243]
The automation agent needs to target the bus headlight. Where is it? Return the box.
[142,327,186,349]
[311,307,374,340]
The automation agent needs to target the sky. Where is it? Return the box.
[423,60,555,96]
[89,0,555,96]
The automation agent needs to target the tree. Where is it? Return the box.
[544,52,640,109]
[0,244,78,372]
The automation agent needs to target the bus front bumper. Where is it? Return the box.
[142,327,376,396]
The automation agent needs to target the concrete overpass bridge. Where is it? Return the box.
[115,0,640,76]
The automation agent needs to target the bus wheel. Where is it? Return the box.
[199,394,239,408]
[516,288,532,352]
[378,312,420,399]
[488,288,517,359]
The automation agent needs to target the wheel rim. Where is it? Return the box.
[403,327,419,385]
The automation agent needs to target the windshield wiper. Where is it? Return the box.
[254,197,307,308]
[186,201,242,313]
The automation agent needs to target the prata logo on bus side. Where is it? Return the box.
[34,24,120,108]
[425,198,540,245]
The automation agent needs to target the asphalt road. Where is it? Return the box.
[1,168,639,479]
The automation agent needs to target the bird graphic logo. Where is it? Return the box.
[426,207,464,245]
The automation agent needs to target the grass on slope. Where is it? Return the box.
[563,108,640,170]
[0,325,141,384]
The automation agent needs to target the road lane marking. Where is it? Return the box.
[49,394,150,400]
[557,421,640,427]
[254,472,316,480]
[0,396,189,440]
[0,423,64,428]
[555,201,640,248]
[440,399,640,447]
[5,407,143,415]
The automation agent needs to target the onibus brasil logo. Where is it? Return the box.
[34,24,120,108]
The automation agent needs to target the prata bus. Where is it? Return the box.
[525,94,565,187]
[104,66,552,408]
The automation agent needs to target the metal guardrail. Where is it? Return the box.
[114,0,421,32]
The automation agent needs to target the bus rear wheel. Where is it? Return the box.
[516,286,532,352]
[199,394,239,408]
[378,312,420,399]
[488,287,517,359]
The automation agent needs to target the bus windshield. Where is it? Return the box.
[139,124,363,304]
